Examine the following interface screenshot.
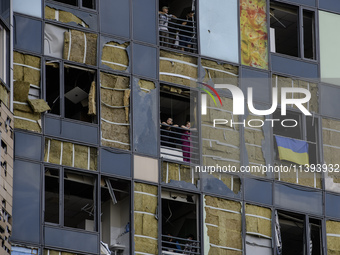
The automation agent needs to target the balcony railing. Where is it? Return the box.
[159,16,197,53]
[160,124,199,164]
[162,235,200,255]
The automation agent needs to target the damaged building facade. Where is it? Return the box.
[2,0,340,255]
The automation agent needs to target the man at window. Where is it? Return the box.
[159,6,177,47]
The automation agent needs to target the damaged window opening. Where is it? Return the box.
[52,0,96,10]
[158,0,197,53]
[45,62,97,123]
[276,211,322,255]
[101,178,130,255]
[273,109,319,166]
[161,190,200,254]
[44,168,97,231]
[160,85,199,164]
[270,1,316,60]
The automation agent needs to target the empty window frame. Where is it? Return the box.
[44,167,97,231]
[51,0,96,10]
[276,211,323,255]
[161,190,200,254]
[45,61,97,123]
[0,24,6,83]
[273,109,319,166]
[100,178,130,254]
[158,0,197,53]
[160,85,199,164]
[270,1,316,60]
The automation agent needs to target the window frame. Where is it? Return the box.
[47,0,97,11]
[44,166,98,232]
[270,1,317,61]
[44,59,98,125]
[0,23,6,85]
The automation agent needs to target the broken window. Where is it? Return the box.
[45,62,97,123]
[161,190,200,254]
[158,0,197,53]
[270,1,316,60]
[273,109,321,188]
[160,85,199,164]
[101,178,130,255]
[162,161,199,187]
[276,211,323,255]
[44,168,97,231]
[52,0,96,10]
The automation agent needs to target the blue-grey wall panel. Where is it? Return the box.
[325,193,340,219]
[274,183,322,215]
[100,0,130,38]
[319,0,340,14]
[245,178,272,205]
[241,68,271,104]
[44,226,98,254]
[100,149,131,177]
[45,116,98,145]
[132,0,156,44]
[271,54,318,79]
[14,132,42,161]
[14,15,42,53]
[132,78,158,156]
[320,84,340,119]
[12,160,41,243]
[133,44,157,79]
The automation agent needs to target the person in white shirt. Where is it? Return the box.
[159,6,177,46]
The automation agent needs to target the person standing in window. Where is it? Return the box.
[181,121,192,162]
[179,10,195,51]
[159,6,177,47]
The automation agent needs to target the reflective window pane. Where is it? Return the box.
[14,131,42,161]
[12,160,41,243]
[133,44,157,79]
[133,0,156,44]
[13,0,42,18]
[199,0,238,63]
[14,15,42,53]
[0,0,10,24]
[100,0,129,38]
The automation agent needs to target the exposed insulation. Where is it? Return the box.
[134,183,158,255]
[88,81,96,115]
[201,59,238,86]
[45,6,89,28]
[202,96,241,178]
[160,50,197,87]
[101,41,129,71]
[13,52,42,132]
[0,84,9,107]
[63,30,97,66]
[13,81,30,102]
[245,204,271,238]
[138,80,155,92]
[44,138,97,170]
[14,52,41,87]
[161,162,196,185]
[273,75,318,113]
[28,99,51,113]
[14,109,41,132]
[326,220,340,255]
[204,196,242,254]
[100,72,130,150]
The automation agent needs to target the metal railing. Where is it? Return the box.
[162,235,200,255]
[160,124,199,164]
[159,15,197,53]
